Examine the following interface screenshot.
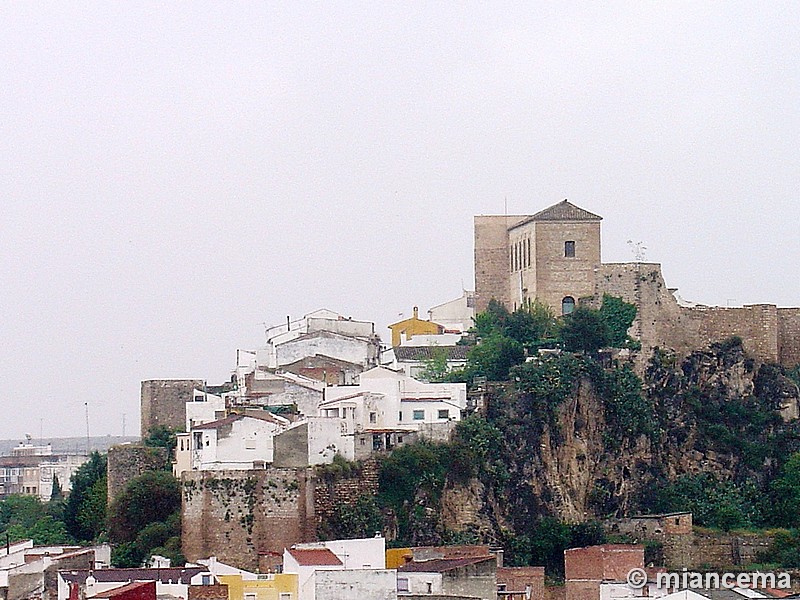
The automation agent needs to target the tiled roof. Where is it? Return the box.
[90,581,154,598]
[287,548,342,566]
[397,556,494,573]
[60,567,205,585]
[192,415,244,430]
[509,200,602,230]
[394,346,469,361]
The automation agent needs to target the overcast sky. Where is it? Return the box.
[1,3,798,440]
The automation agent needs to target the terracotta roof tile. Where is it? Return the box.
[287,548,342,566]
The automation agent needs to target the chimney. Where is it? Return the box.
[413,306,419,319]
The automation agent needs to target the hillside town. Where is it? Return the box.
[3,201,800,600]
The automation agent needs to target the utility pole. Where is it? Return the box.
[84,402,90,455]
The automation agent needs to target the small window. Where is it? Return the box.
[202,575,211,586]
[360,438,366,446]
[397,435,404,443]
[437,409,449,420]
[397,578,409,592]
[562,296,576,315]
[369,412,377,424]
[565,240,576,257]
[279,594,292,600]
[413,410,424,421]
[398,411,403,421]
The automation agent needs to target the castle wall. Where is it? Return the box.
[183,462,380,570]
[107,445,168,503]
[141,379,203,435]
[779,308,800,368]
[688,304,779,363]
[182,468,316,571]
[597,264,702,358]
[474,216,526,312]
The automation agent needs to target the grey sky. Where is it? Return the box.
[1,3,798,440]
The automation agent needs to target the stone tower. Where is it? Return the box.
[474,199,602,314]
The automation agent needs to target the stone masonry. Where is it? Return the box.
[107,444,168,502]
[475,200,800,368]
[140,379,203,435]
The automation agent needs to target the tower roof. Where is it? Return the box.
[509,199,602,230]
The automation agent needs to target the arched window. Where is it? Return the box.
[562,296,576,315]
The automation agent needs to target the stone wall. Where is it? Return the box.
[107,445,168,503]
[690,304,779,363]
[692,531,773,569]
[779,308,800,369]
[141,379,202,435]
[182,468,316,571]
[474,216,526,312]
[314,459,380,529]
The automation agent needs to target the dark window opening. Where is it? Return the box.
[562,296,576,315]
[565,241,576,257]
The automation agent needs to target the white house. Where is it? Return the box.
[174,412,290,476]
[318,367,466,437]
[185,389,228,431]
[273,417,355,467]
[427,291,476,333]
[283,537,391,600]
[250,309,380,371]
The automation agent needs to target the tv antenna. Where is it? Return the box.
[627,240,647,262]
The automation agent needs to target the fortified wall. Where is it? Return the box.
[182,462,380,571]
[107,444,168,502]
[596,263,799,367]
[475,201,800,369]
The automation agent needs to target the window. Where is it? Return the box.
[398,411,403,421]
[202,575,211,586]
[397,578,409,592]
[565,240,576,257]
[397,435,404,443]
[438,409,449,420]
[562,296,576,315]
[426,582,433,593]
[369,412,377,424]
[194,432,203,450]
[244,594,257,600]
[413,410,424,420]
[279,594,292,600]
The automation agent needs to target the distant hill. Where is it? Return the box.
[0,436,141,456]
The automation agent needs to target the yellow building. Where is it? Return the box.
[218,573,299,600]
[388,307,444,347]
[385,547,413,569]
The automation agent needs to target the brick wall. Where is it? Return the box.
[779,308,800,368]
[107,445,168,503]
[140,379,202,435]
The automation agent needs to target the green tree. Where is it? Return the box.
[466,334,525,381]
[64,452,107,541]
[0,495,72,546]
[559,307,610,353]
[598,294,637,348]
[771,453,800,527]
[505,299,559,350]
[143,425,180,461]
[107,470,181,544]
